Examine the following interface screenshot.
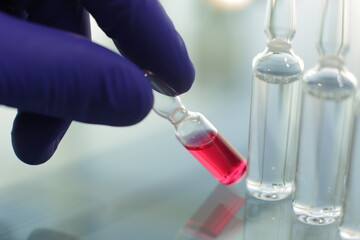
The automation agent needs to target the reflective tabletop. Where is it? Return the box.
[0,168,343,240]
[0,0,360,239]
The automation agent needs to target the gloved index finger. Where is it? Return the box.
[79,0,195,96]
[0,12,153,126]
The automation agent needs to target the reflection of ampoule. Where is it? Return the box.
[292,0,357,225]
[291,220,340,240]
[339,94,360,239]
[243,196,292,240]
[175,184,244,240]
[246,0,303,201]
[148,74,247,185]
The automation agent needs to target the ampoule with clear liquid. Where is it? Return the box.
[246,0,303,201]
[339,93,360,239]
[292,0,357,225]
[147,73,247,185]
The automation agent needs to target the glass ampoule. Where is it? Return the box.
[246,0,303,201]
[339,93,360,239]
[149,75,247,185]
[292,0,357,225]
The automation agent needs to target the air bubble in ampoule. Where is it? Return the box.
[149,76,247,185]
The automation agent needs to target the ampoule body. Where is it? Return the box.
[292,0,357,225]
[339,93,360,239]
[246,0,303,201]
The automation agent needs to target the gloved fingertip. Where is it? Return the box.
[12,129,65,165]
[120,71,154,125]
[168,60,195,95]
[11,113,71,165]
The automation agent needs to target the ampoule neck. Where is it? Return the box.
[318,56,344,69]
[152,90,190,125]
[266,39,292,51]
[317,0,349,59]
[169,108,190,125]
[264,0,296,46]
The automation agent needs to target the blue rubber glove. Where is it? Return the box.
[0,0,195,165]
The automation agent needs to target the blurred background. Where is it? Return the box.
[0,0,359,239]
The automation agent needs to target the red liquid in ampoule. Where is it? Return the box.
[184,131,247,185]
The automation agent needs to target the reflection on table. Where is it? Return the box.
[175,183,342,240]
[175,184,244,240]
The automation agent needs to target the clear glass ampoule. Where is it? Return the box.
[148,74,247,185]
[339,93,360,239]
[246,0,303,201]
[292,0,357,225]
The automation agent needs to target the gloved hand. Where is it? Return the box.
[0,0,195,165]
